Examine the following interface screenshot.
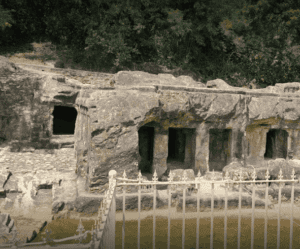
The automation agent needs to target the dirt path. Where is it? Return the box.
[7,42,57,68]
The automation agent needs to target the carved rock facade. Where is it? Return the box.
[75,71,300,192]
[1,57,300,193]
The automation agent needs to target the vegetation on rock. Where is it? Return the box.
[1,0,300,86]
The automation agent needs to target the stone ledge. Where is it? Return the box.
[14,63,114,78]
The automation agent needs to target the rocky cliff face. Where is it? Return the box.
[0,56,93,149]
[74,71,300,192]
[2,57,300,193]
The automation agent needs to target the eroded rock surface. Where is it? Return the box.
[2,56,300,214]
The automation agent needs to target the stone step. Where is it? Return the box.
[50,135,74,149]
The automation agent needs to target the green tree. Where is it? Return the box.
[0,4,13,30]
[223,0,300,86]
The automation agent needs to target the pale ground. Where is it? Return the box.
[7,42,57,68]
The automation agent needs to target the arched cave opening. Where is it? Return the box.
[52,106,77,135]
[138,126,154,174]
[209,129,231,171]
[264,129,288,159]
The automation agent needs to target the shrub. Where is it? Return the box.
[54,61,65,68]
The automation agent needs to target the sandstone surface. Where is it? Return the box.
[2,57,300,236]
[2,56,300,194]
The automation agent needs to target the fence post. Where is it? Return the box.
[109,170,117,249]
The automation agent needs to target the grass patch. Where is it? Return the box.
[29,219,95,246]
[29,216,300,248]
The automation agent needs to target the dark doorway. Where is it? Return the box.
[264,129,288,159]
[53,106,77,135]
[138,126,154,173]
[209,129,231,171]
[168,128,186,163]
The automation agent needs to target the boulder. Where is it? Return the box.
[158,168,171,182]
[116,194,167,211]
[222,161,253,181]
[177,192,274,211]
[0,56,20,75]
[52,201,65,214]
[245,184,300,201]
[271,159,300,183]
[170,169,195,182]
[112,71,203,88]
[206,78,234,89]
[268,185,300,200]
[222,159,300,187]
[72,197,101,214]
[26,230,37,243]
[0,213,14,235]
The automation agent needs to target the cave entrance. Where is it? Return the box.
[167,128,196,169]
[264,129,288,159]
[52,106,77,135]
[138,126,154,173]
[209,129,231,171]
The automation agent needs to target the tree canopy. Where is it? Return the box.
[1,0,300,86]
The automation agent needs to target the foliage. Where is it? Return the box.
[2,0,300,87]
[0,4,13,30]
[82,0,253,78]
[223,0,300,86]
[0,4,14,46]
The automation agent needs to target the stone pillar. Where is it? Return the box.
[242,131,247,167]
[194,123,209,175]
[152,126,168,177]
[293,130,300,160]
[286,129,293,160]
[49,106,54,137]
[184,129,194,169]
[230,129,239,163]
[246,126,268,163]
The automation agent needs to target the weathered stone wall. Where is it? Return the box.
[0,57,88,150]
[0,58,50,145]
[73,71,300,192]
[74,106,89,181]
[4,58,300,193]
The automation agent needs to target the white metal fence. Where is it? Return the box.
[114,167,300,249]
[0,170,117,249]
[2,167,299,249]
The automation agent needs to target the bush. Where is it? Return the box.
[223,0,300,87]
[54,61,65,68]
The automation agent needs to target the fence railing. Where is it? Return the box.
[0,171,117,249]
[114,167,300,249]
[2,167,299,249]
